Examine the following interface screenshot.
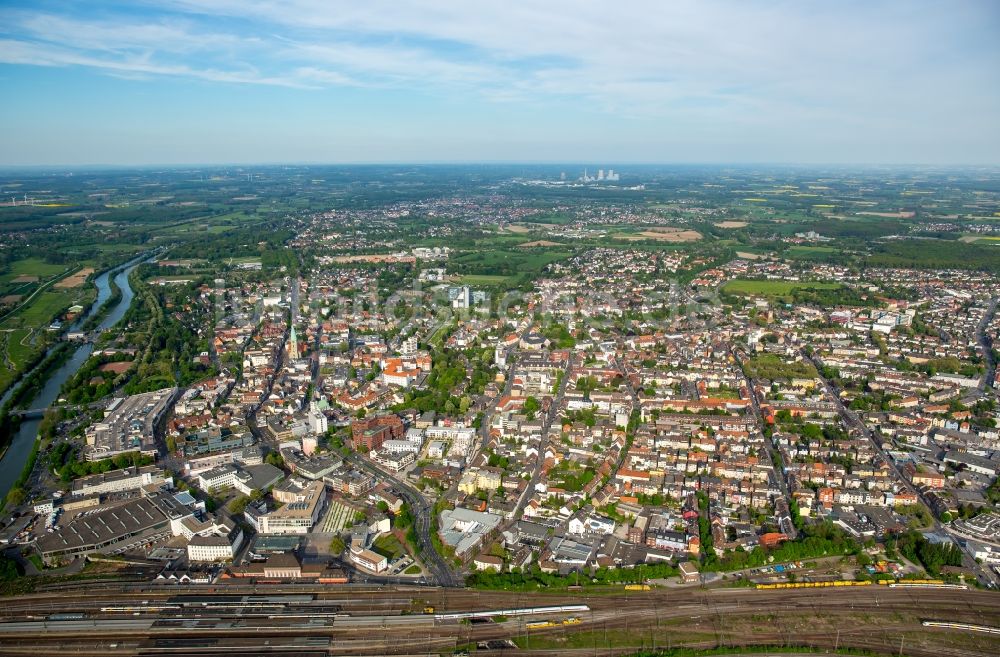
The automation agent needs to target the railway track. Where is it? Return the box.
[0,586,996,656]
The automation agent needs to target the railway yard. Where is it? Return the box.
[0,584,996,657]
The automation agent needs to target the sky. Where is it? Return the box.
[0,1,998,166]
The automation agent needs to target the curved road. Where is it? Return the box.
[346,452,461,587]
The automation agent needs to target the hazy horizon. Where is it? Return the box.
[2,161,1000,172]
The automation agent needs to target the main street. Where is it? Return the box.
[474,351,515,462]
[733,347,798,539]
[974,296,998,394]
[512,352,574,521]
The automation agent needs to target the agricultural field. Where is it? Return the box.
[959,235,1000,244]
[0,258,67,284]
[518,240,564,247]
[449,248,572,286]
[0,289,89,330]
[521,213,575,225]
[155,211,262,237]
[0,328,41,395]
[457,274,515,286]
[785,245,840,260]
[54,267,95,289]
[722,279,841,296]
[4,329,34,369]
[610,226,703,242]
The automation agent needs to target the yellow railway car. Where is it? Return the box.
[526,620,558,630]
[756,580,872,590]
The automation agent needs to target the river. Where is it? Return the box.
[0,256,145,500]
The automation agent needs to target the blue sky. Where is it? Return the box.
[1,1,998,165]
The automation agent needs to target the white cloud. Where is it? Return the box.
[1,0,998,161]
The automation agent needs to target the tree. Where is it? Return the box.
[265,451,285,469]
[228,495,250,515]
[523,396,540,420]
[5,488,26,508]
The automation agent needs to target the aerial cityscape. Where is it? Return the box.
[0,2,999,657]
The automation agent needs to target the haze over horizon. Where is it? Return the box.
[1,0,998,166]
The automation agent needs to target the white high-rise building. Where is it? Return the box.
[308,408,328,435]
[452,286,473,309]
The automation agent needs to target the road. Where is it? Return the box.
[246,277,297,442]
[733,347,797,539]
[475,351,516,460]
[974,296,998,393]
[610,355,640,480]
[512,352,574,521]
[346,452,461,587]
[806,350,998,588]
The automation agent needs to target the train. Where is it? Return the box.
[525,617,583,630]
[756,579,969,591]
[100,605,181,613]
[922,621,1000,634]
[526,620,558,629]
[46,613,85,621]
[756,580,872,590]
[433,605,589,621]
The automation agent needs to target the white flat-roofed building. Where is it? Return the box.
[350,547,388,573]
[382,439,421,454]
[257,481,326,534]
[72,465,168,497]
[187,522,244,562]
[371,449,415,472]
[425,424,475,442]
[197,464,239,491]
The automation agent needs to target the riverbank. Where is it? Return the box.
[0,253,149,503]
